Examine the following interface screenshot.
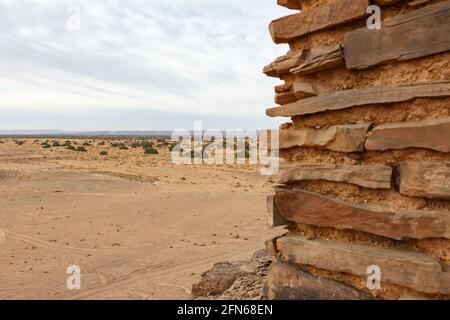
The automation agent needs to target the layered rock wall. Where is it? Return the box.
[264,0,450,300]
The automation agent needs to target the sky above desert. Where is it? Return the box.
[0,0,290,131]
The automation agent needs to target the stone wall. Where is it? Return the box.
[264,0,450,300]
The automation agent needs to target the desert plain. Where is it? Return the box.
[0,138,283,299]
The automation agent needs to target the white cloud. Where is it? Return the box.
[0,0,290,129]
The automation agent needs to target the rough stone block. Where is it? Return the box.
[280,124,370,153]
[270,0,369,44]
[272,163,392,189]
[344,1,450,69]
[265,261,376,300]
[365,117,450,153]
[273,189,450,240]
[399,161,450,200]
[277,234,450,294]
[266,81,450,117]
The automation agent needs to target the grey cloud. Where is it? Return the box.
[0,0,290,129]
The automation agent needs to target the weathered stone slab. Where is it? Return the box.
[266,81,450,117]
[290,45,344,76]
[399,161,450,200]
[344,1,450,69]
[275,91,298,105]
[266,194,290,227]
[374,0,402,6]
[280,124,370,153]
[292,77,334,99]
[272,164,392,189]
[277,0,301,10]
[274,83,292,94]
[263,50,303,78]
[408,0,432,6]
[263,45,343,78]
[264,261,376,300]
[277,234,450,294]
[409,0,433,6]
[273,189,450,240]
[365,117,450,153]
[378,0,432,6]
[269,0,369,44]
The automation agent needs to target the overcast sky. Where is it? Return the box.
[0,0,290,131]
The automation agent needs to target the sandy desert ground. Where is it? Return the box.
[0,138,284,300]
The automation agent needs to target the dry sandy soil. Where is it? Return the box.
[0,138,284,300]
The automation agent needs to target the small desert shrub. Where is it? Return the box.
[66,145,75,150]
[82,142,92,147]
[100,151,108,156]
[0,140,4,144]
[130,141,141,148]
[14,140,25,146]
[42,143,51,149]
[52,141,61,147]
[74,146,87,152]
[97,141,106,146]
[111,142,127,149]
[144,146,158,155]
[62,140,72,146]
[141,141,154,149]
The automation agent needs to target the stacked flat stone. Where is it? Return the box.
[264,0,450,300]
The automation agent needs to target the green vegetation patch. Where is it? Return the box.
[144,145,159,155]
[74,146,87,152]
[14,140,25,146]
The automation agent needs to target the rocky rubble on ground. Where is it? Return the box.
[191,249,274,300]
